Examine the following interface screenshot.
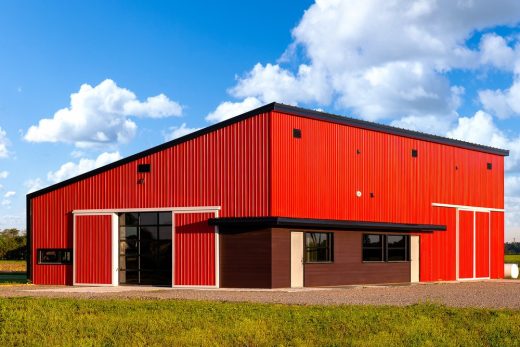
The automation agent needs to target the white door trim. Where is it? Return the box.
[72,212,118,286]
[73,206,221,214]
[432,203,504,212]
[432,205,493,281]
[290,231,304,288]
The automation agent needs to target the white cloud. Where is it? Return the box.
[479,75,520,118]
[0,127,10,158]
[164,123,201,141]
[0,171,8,179]
[3,191,15,198]
[447,110,520,172]
[209,0,520,126]
[479,33,517,70]
[25,178,44,194]
[0,214,24,230]
[47,151,122,183]
[24,79,183,148]
[206,97,263,122]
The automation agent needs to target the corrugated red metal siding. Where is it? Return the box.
[270,111,505,281]
[459,211,474,279]
[475,212,490,278]
[491,211,505,279]
[174,213,215,286]
[30,113,270,285]
[75,215,112,284]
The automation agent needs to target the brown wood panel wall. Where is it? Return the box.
[304,231,411,286]
[219,227,271,288]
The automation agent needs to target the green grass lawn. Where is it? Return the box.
[505,254,520,265]
[0,298,519,346]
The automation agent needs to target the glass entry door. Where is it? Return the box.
[119,212,172,285]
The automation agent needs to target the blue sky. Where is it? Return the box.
[1,1,520,240]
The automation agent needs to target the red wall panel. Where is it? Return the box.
[75,215,112,285]
[491,211,505,279]
[174,213,215,286]
[30,113,270,285]
[270,111,505,282]
[475,212,490,278]
[458,211,474,279]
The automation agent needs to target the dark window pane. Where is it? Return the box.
[124,270,139,284]
[140,255,156,270]
[125,256,138,270]
[387,235,405,248]
[363,248,383,261]
[38,249,72,265]
[125,213,139,226]
[305,233,333,262]
[140,226,157,240]
[159,212,172,225]
[121,227,137,239]
[388,249,406,261]
[140,213,158,225]
[158,226,172,240]
[363,234,382,247]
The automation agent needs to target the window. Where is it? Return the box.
[362,234,410,262]
[362,234,383,261]
[118,212,172,285]
[305,232,333,262]
[37,249,72,265]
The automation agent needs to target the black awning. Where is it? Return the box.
[208,217,445,232]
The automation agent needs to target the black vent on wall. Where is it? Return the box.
[293,128,302,138]
[137,164,151,173]
[411,149,418,158]
[487,163,492,170]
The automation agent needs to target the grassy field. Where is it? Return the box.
[0,260,26,272]
[505,254,520,265]
[0,298,519,346]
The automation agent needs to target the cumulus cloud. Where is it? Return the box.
[47,151,122,183]
[0,127,10,158]
[209,0,520,125]
[24,79,183,148]
[206,97,263,122]
[479,33,517,70]
[25,178,44,194]
[3,191,15,198]
[164,123,201,141]
[0,171,8,179]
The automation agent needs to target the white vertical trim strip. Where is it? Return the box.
[455,208,459,281]
[473,211,476,279]
[111,213,119,286]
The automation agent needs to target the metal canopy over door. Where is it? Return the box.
[74,214,117,285]
[173,209,219,287]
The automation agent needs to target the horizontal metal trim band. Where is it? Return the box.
[209,217,446,232]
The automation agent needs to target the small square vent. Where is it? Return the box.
[487,162,492,170]
[137,164,151,173]
[411,149,418,158]
[293,128,302,139]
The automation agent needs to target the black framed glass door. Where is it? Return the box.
[119,212,172,285]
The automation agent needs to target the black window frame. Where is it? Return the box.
[304,232,334,263]
[37,249,73,265]
[362,234,410,263]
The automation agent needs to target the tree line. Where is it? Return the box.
[0,228,26,260]
[505,242,520,255]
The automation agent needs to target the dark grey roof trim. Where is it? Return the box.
[272,103,510,157]
[27,102,509,199]
[209,217,446,232]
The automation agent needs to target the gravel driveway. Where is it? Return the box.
[1,280,519,309]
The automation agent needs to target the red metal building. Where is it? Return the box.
[27,103,508,288]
